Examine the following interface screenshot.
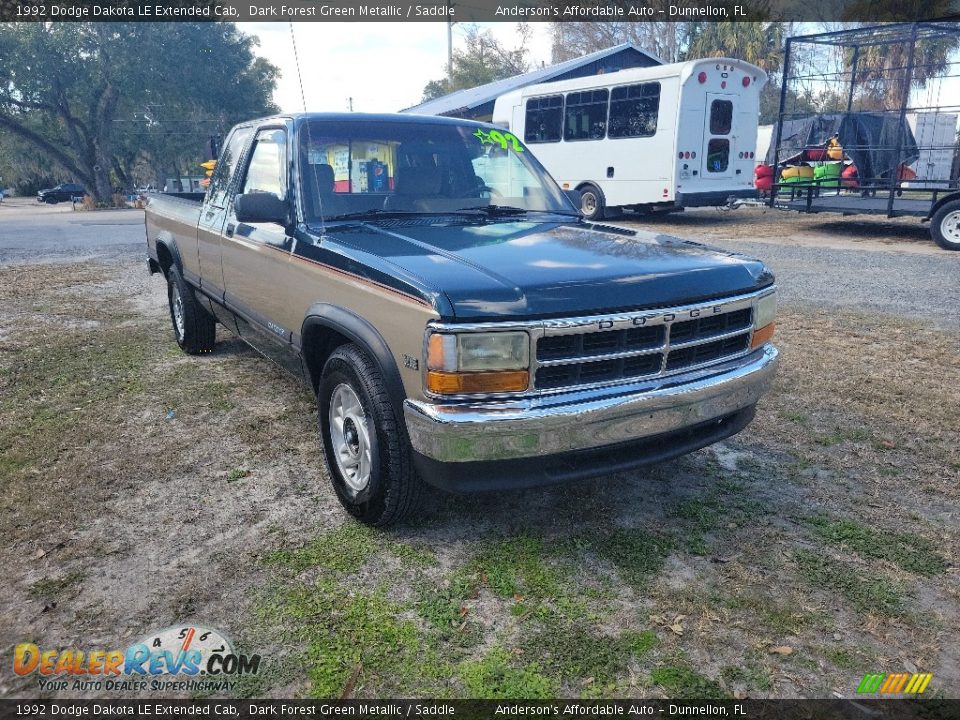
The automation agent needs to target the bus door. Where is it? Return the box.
[701,94,735,178]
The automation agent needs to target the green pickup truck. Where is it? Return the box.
[145,112,778,526]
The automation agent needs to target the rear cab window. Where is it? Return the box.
[297,119,571,222]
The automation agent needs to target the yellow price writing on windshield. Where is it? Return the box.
[473,129,524,152]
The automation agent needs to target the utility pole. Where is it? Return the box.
[446,0,456,83]
[446,4,453,79]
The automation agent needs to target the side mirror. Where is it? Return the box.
[564,189,582,211]
[234,192,290,225]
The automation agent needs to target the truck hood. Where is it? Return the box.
[324,218,773,320]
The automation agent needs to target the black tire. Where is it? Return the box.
[44,196,57,204]
[578,183,606,221]
[930,199,960,251]
[318,344,424,526]
[166,265,216,354]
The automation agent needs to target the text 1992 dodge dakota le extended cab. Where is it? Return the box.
[145,113,778,526]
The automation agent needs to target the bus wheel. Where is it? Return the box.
[931,199,960,251]
[578,184,605,221]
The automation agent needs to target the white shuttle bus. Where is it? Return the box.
[491,58,767,220]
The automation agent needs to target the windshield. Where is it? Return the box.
[298,120,575,223]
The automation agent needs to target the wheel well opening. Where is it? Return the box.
[302,324,351,394]
[156,244,174,277]
[930,193,960,220]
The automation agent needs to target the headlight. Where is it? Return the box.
[426,331,530,394]
[755,292,776,329]
[751,292,776,348]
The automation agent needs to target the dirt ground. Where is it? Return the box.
[0,202,958,700]
[614,204,945,254]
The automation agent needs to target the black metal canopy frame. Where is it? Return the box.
[769,21,960,220]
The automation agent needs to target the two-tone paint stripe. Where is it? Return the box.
[262,241,434,309]
[856,672,933,694]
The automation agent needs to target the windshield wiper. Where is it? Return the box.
[323,209,418,221]
[455,205,581,218]
[455,205,527,216]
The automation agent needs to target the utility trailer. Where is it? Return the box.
[768,22,960,250]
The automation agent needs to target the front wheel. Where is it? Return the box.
[931,199,960,251]
[318,344,423,526]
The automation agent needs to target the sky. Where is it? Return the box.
[242,22,960,129]
[238,22,555,114]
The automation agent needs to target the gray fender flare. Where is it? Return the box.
[154,232,184,275]
[301,304,407,411]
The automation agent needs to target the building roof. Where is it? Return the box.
[401,43,662,117]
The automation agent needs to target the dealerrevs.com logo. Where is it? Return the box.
[14,625,261,693]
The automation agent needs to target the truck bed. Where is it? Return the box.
[144,193,203,267]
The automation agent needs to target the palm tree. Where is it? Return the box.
[684,22,787,124]
[684,22,786,75]
[844,27,959,112]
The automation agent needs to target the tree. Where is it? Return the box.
[549,22,689,64]
[847,33,957,111]
[422,25,531,101]
[684,22,787,124]
[547,21,792,123]
[0,23,278,201]
[685,22,784,73]
[0,124,64,195]
[804,5,960,112]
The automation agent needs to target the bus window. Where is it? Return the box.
[524,95,563,144]
[564,89,609,141]
[608,82,660,139]
[710,100,733,135]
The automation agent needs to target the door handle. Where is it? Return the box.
[225,223,235,237]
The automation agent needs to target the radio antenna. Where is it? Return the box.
[289,23,307,112]
[289,24,326,234]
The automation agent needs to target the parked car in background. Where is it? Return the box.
[37,183,87,204]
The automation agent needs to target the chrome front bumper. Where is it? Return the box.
[403,345,778,464]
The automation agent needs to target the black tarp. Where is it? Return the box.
[767,113,919,181]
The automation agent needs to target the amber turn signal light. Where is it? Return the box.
[426,370,529,395]
[427,333,448,371]
[750,323,775,349]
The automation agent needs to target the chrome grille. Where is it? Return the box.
[537,325,664,361]
[536,352,663,390]
[670,308,751,343]
[533,296,757,392]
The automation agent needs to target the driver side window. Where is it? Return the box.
[242,129,287,199]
